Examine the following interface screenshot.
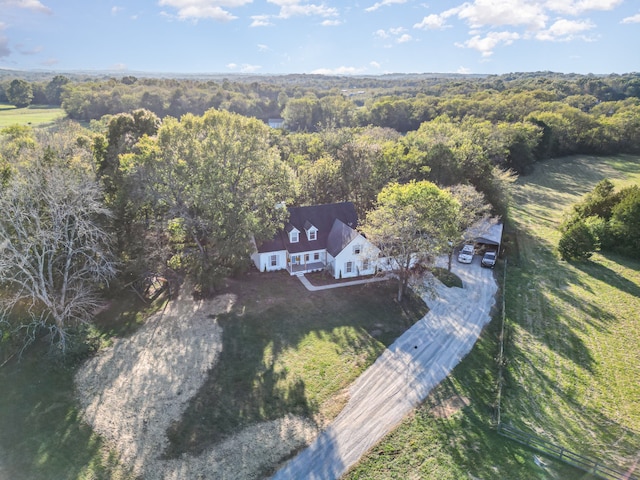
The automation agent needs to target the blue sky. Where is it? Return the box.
[1,0,639,75]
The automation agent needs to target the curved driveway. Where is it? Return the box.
[272,257,498,479]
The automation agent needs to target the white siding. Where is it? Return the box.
[332,234,379,279]
[251,250,287,272]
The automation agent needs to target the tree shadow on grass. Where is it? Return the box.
[503,222,635,374]
[163,303,316,457]
[0,343,137,480]
[572,252,640,299]
[162,272,427,459]
[503,336,640,472]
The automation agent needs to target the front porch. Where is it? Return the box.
[287,261,325,275]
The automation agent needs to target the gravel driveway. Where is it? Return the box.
[272,257,498,479]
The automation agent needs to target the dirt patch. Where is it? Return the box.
[430,396,471,418]
[75,283,317,479]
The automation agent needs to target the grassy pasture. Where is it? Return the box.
[503,155,640,467]
[346,155,640,479]
[0,103,66,128]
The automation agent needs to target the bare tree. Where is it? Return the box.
[0,156,116,352]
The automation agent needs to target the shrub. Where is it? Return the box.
[558,220,596,261]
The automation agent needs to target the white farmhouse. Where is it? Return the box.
[251,202,380,278]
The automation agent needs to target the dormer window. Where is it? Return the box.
[286,224,300,243]
[304,221,318,241]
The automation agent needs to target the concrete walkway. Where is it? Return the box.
[297,273,390,291]
[272,257,497,480]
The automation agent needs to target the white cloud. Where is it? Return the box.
[375,26,412,44]
[415,0,625,60]
[111,6,123,15]
[365,0,407,13]
[370,60,381,68]
[321,19,342,26]
[414,14,449,30]
[250,15,273,27]
[111,63,127,71]
[545,0,623,15]
[257,43,269,51]
[621,13,640,24]
[457,30,520,57]
[535,18,595,40]
[1,0,52,14]
[311,66,366,75]
[267,0,338,19]
[457,66,472,74]
[158,0,251,21]
[227,63,262,72]
[456,0,547,30]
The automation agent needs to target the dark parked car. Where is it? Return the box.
[481,250,497,268]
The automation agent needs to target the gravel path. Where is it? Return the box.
[272,258,498,479]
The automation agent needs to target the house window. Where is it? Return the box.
[270,255,277,267]
[309,230,317,241]
[353,245,362,255]
[314,252,320,261]
[305,254,310,262]
[290,231,299,243]
[346,261,353,273]
[362,259,370,271]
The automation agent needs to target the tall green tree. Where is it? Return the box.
[45,75,70,105]
[140,108,295,292]
[6,79,33,108]
[608,185,640,257]
[363,181,460,301]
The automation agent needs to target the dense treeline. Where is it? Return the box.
[1,70,639,350]
[2,71,639,176]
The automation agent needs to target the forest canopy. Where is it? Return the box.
[1,70,639,350]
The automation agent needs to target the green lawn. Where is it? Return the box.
[345,155,640,479]
[0,289,159,480]
[0,272,427,478]
[0,341,140,480]
[164,272,427,458]
[0,103,66,128]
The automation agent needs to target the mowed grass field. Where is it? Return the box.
[0,272,427,479]
[346,155,640,479]
[0,103,66,128]
[503,155,640,466]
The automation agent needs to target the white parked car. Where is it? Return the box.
[457,244,474,264]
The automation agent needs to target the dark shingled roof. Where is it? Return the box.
[256,202,358,254]
[326,219,359,257]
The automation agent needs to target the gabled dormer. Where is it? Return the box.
[304,220,318,241]
[285,224,300,243]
